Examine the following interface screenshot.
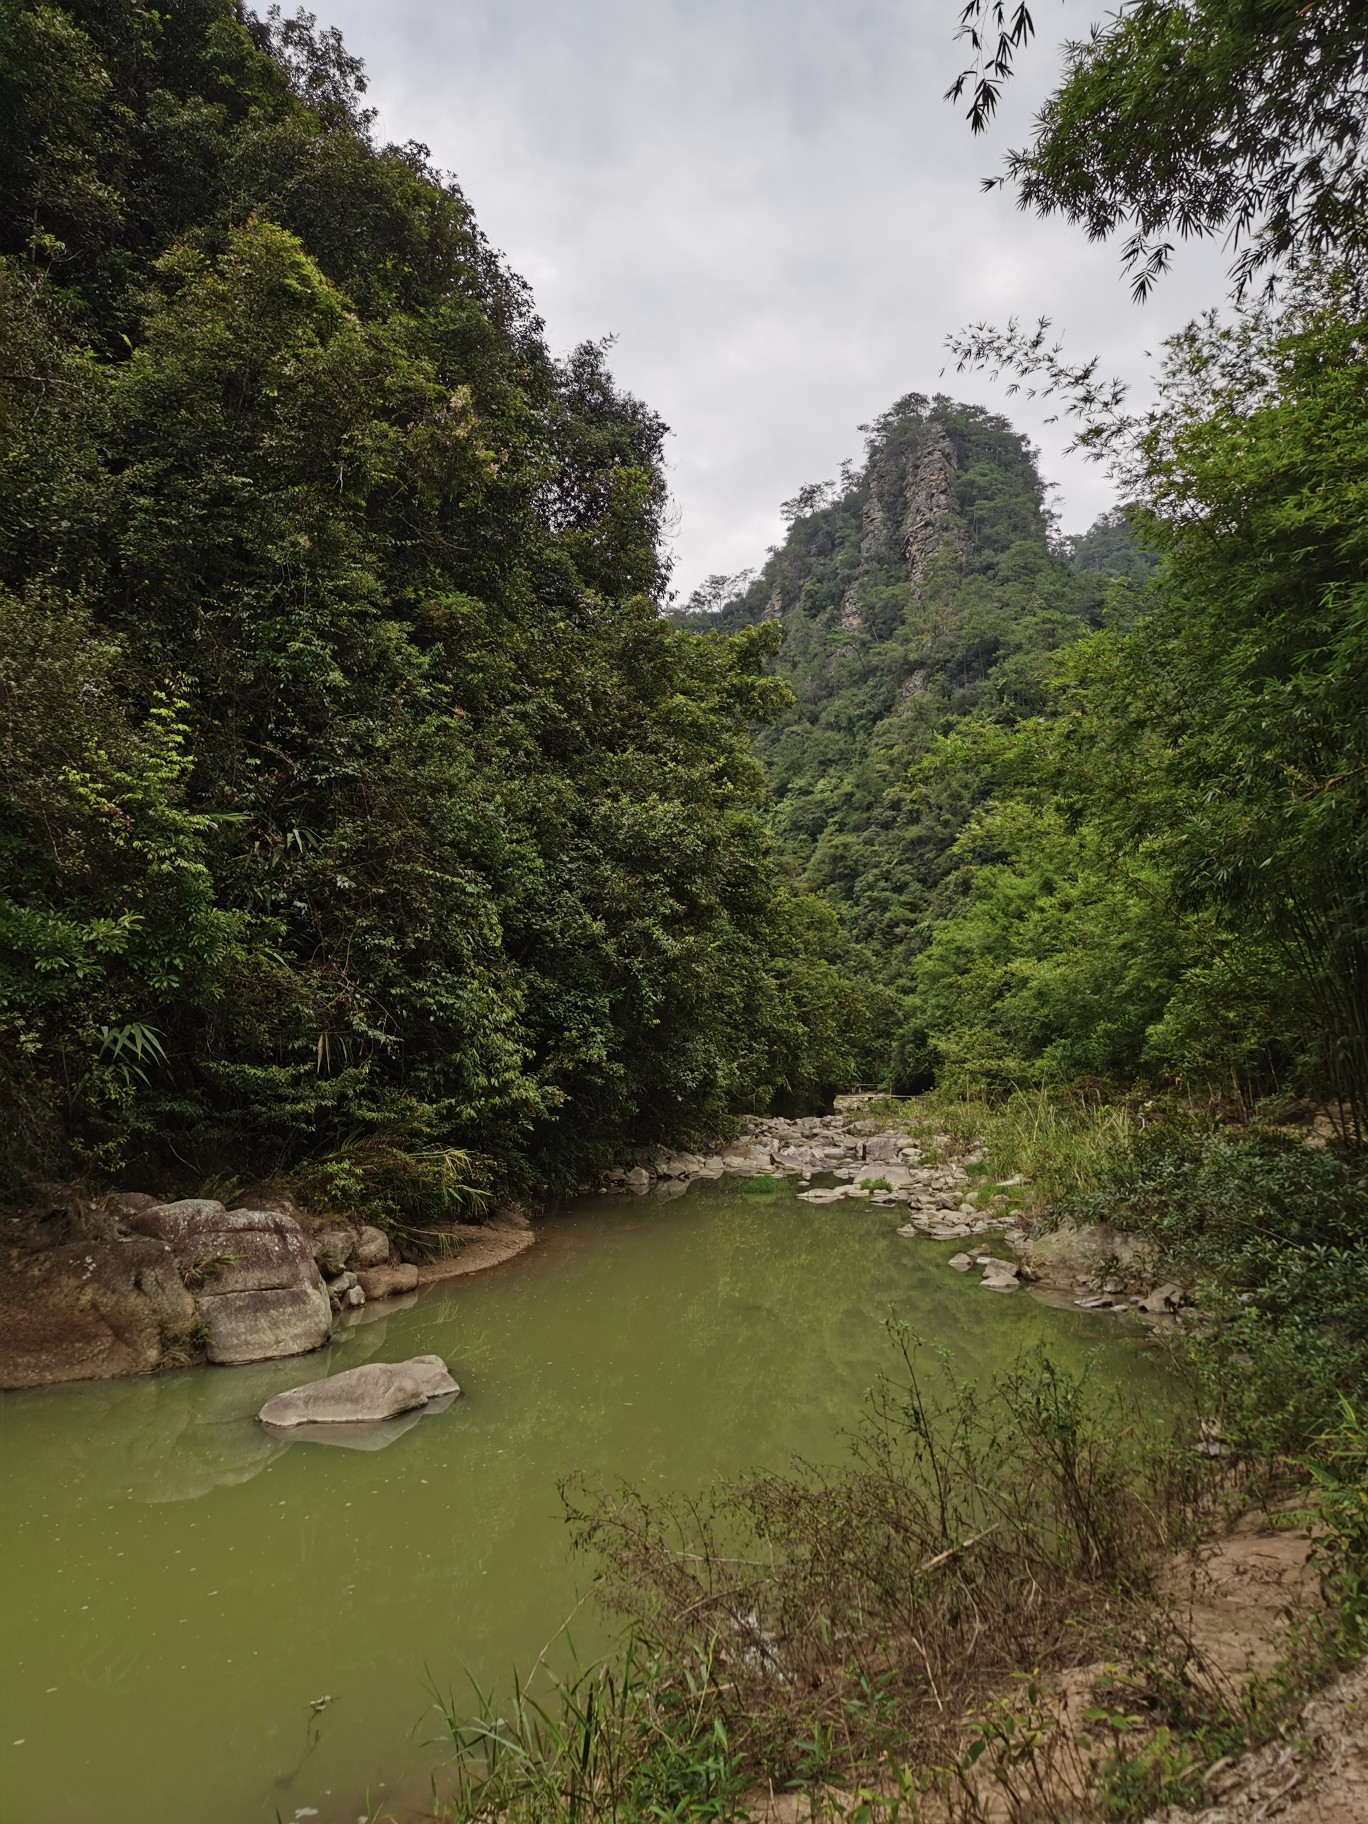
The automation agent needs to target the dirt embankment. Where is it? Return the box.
[1149,1516,1365,1824]
[750,1511,1363,1824]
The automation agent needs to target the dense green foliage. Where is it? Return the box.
[707,270,1367,1134]
[0,0,865,1201]
[924,277,1368,1131]
[681,398,1155,1086]
[1067,1123,1368,1454]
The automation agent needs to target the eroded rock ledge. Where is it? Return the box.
[0,1185,534,1390]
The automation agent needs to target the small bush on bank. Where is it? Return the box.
[1063,1126,1368,1462]
[1307,1396,1368,1661]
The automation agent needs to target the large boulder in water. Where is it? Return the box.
[257,1354,459,1427]
[0,1232,196,1389]
[131,1199,332,1365]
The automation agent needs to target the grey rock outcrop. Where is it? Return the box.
[0,1232,197,1388]
[131,1200,331,1366]
[257,1354,459,1427]
[1025,1222,1149,1287]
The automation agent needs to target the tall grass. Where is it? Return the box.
[431,1639,744,1824]
[860,1087,1155,1208]
[976,1091,1147,1206]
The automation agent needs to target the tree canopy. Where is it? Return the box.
[0,0,869,1208]
[949,0,1368,297]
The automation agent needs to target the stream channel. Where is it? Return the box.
[0,1175,1170,1824]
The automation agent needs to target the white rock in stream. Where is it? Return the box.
[979,1263,1021,1293]
[257,1355,459,1427]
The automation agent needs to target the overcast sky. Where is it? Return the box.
[313,0,1228,601]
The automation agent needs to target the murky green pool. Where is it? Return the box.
[0,1179,1165,1824]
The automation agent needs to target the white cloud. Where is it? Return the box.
[313,0,1230,597]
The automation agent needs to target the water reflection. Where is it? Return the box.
[263,1392,459,1453]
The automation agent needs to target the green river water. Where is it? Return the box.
[0,1178,1167,1824]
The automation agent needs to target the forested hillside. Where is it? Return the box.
[0,0,865,1207]
[693,332,1367,1132]
[3,0,1363,1216]
[682,397,1153,1085]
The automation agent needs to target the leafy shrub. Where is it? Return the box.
[1066,1126,1368,1457]
[1308,1396,1368,1659]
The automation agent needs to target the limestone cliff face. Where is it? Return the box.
[704,396,1056,668]
[844,412,967,601]
[722,393,1053,613]
[859,488,887,560]
[901,423,963,591]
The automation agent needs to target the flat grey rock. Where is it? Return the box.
[257,1355,460,1427]
[355,1263,419,1300]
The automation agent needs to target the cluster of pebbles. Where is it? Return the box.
[601,1107,1187,1314]
[600,1108,1036,1296]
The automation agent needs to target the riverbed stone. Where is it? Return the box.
[653,1151,704,1178]
[862,1135,901,1163]
[257,1354,460,1427]
[352,1226,391,1267]
[355,1263,420,1299]
[980,1261,1020,1292]
[1138,1282,1186,1314]
[325,1270,360,1311]
[312,1227,356,1276]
